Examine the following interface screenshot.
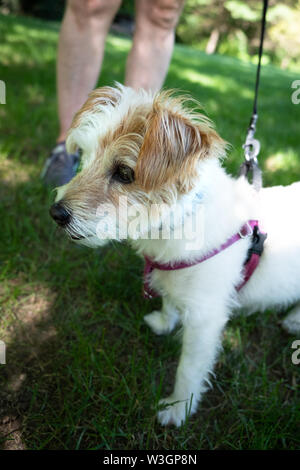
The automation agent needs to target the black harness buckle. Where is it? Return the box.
[245,225,267,264]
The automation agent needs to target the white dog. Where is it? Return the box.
[50,84,300,427]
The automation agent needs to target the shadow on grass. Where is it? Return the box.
[0,177,164,450]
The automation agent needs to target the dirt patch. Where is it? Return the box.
[0,159,31,185]
[0,277,59,449]
[0,416,26,450]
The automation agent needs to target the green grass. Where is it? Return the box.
[0,14,299,450]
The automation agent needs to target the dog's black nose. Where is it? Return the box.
[50,203,71,226]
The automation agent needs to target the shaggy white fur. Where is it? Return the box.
[53,85,300,427]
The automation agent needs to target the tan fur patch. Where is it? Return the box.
[99,104,149,155]
[135,92,225,193]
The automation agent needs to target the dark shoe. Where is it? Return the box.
[41,141,79,187]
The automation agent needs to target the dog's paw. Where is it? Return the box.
[157,395,193,427]
[144,311,172,335]
[282,309,300,334]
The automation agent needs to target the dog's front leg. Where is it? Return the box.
[144,296,180,335]
[157,310,227,427]
[282,302,300,334]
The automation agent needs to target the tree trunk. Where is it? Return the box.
[206,28,220,55]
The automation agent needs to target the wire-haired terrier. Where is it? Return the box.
[50,84,300,426]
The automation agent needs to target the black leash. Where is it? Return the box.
[239,0,269,191]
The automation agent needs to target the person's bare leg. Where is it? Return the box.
[125,0,184,92]
[57,0,121,142]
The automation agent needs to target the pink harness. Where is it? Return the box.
[143,220,267,299]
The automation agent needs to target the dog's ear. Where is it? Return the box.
[135,95,224,192]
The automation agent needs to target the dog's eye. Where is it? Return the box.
[112,164,135,184]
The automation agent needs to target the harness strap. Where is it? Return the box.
[237,224,268,290]
[143,220,267,299]
[236,253,261,292]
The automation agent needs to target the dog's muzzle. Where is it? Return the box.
[49,202,71,227]
[49,202,85,240]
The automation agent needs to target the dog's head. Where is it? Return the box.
[50,84,226,246]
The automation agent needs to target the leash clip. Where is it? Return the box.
[243,137,260,163]
[243,113,260,163]
[239,112,263,191]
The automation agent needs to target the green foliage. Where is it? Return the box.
[1,0,299,70]
[177,0,300,71]
[118,0,135,18]
[0,0,134,19]
[225,0,261,21]
[0,0,65,19]
[218,29,249,61]
[21,0,64,21]
[0,0,19,14]
[268,3,300,69]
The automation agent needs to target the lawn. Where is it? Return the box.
[0,13,299,450]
